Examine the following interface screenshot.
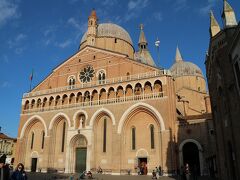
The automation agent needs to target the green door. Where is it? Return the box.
[76,148,87,173]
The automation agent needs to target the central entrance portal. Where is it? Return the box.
[75,148,87,173]
[183,142,200,175]
[138,158,148,175]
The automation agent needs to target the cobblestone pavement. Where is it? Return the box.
[26,172,215,180]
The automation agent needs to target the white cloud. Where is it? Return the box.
[8,33,27,48]
[174,0,188,11]
[1,55,9,63]
[1,81,11,88]
[153,12,163,22]
[199,0,217,15]
[124,0,149,22]
[0,0,20,27]
[56,39,72,48]
[102,0,117,6]
[43,26,57,37]
[128,0,149,11]
[67,17,81,30]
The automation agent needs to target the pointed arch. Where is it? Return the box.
[19,115,48,139]
[117,102,165,134]
[89,108,116,127]
[49,112,71,130]
[73,110,88,128]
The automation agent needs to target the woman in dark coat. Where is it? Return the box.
[11,163,27,180]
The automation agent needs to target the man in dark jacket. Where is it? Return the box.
[0,155,10,180]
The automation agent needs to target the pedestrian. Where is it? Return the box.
[184,163,190,180]
[11,163,27,180]
[158,165,162,176]
[152,170,157,179]
[155,167,159,179]
[0,156,10,180]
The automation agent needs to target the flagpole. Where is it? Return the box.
[155,37,160,67]
[29,69,33,92]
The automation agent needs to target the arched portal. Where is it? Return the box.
[179,139,203,176]
[68,135,88,173]
[183,142,200,175]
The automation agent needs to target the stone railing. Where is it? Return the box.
[23,70,171,98]
[22,92,166,114]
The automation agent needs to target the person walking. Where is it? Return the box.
[11,163,27,180]
[184,163,190,180]
[0,156,10,180]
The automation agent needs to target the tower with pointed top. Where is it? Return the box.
[138,24,148,51]
[87,9,98,46]
[222,0,237,27]
[175,46,183,62]
[136,24,156,66]
[210,11,221,37]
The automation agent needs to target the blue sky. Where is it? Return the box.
[0,0,240,137]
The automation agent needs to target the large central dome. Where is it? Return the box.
[80,23,133,45]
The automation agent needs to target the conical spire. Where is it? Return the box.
[136,24,156,66]
[222,0,237,27]
[89,9,97,19]
[138,24,148,49]
[175,46,183,62]
[210,11,220,37]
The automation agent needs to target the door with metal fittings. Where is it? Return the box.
[75,148,87,173]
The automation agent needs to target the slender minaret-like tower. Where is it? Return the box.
[87,9,98,46]
[175,46,183,63]
[222,0,237,28]
[137,24,156,66]
[209,11,221,37]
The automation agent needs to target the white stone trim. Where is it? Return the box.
[73,110,88,129]
[31,151,39,158]
[117,102,166,134]
[49,112,71,130]
[20,115,48,139]
[179,139,204,176]
[89,108,116,126]
[136,148,149,157]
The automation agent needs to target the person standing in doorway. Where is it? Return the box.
[184,163,190,180]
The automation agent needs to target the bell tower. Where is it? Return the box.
[87,9,98,46]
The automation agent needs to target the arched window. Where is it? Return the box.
[49,96,54,106]
[41,131,45,149]
[42,98,47,108]
[31,132,34,150]
[37,99,41,108]
[68,76,75,89]
[31,99,35,109]
[98,70,106,84]
[61,122,66,152]
[132,127,136,150]
[150,125,155,149]
[24,101,29,110]
[103,118,107,152]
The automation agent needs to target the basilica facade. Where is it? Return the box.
[15,10,214,176]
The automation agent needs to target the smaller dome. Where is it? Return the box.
[170,61,203,78]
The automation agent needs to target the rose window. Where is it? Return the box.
[79,66,95,83]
